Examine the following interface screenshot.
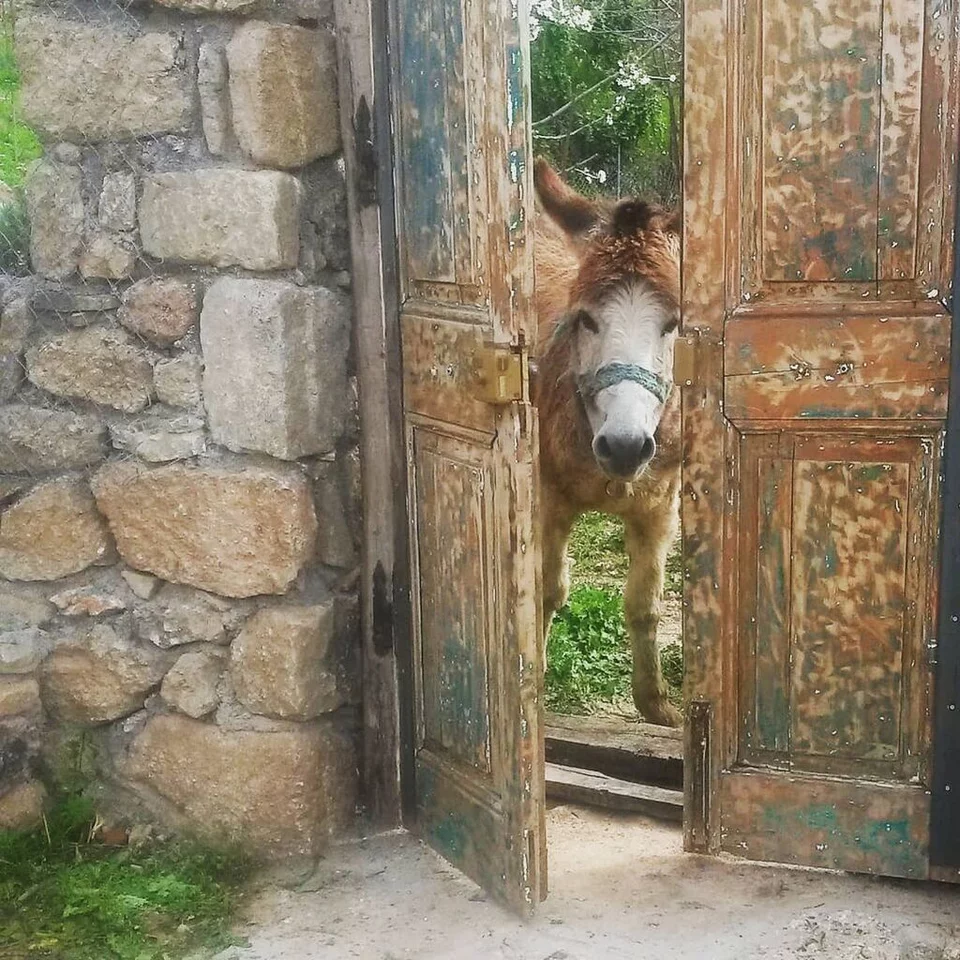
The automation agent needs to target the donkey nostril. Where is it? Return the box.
[594,430,656,476]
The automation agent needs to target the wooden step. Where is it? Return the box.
[544,712,683,789]
[545,762,683,821]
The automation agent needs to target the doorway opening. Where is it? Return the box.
[528,0,686,826]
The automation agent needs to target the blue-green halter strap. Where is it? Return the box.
[577,362,672,405]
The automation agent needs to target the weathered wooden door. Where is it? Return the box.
[388,0,546,910]
[682,0,959,876]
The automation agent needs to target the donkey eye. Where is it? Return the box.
[663,315,680,335]
[575,309,599,333]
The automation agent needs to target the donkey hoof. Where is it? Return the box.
[639,700,683,728]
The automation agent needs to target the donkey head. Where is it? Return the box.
[535,159,680,481]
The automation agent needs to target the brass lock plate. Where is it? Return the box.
[673,335,698,387]
[474,343,524,404]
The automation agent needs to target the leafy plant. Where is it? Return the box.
[0,797,252,960]
[546,585,633,713]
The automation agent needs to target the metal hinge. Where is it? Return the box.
[673,334,700,387]
[353,95,377,208]
[473,342,525,405]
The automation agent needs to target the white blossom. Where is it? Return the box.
[530,0,594,36]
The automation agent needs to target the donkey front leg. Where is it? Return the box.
[541,487,576,635]
[624,515,682,727]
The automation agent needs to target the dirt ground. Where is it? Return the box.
[216,804,960,960]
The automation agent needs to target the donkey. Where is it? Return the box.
[532,159,682,727]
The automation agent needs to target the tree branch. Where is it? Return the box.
[532,68,621,130]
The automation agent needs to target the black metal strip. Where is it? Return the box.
[930,157,960,868]
[686,699,711,853]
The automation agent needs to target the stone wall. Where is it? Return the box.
[0,0,362,857]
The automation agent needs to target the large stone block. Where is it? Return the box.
[0,479,113,581]
[0,405,107,473]
[231,604,343,720]
[201,279,349,459]
[124,713,357,856]
[139,171,300,270]
[119,278,198,347]
[16,16,193,141]
[227,23,340,169]
[26,327,155,413]
[91,460,318,598]
[24,159,83,280]
[40,621,168,724]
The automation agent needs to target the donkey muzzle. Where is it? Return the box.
[593,427,657,478]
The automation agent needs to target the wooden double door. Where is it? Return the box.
[377,0,960,913]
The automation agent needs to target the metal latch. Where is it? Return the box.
[673,335,698,387]
[474,342,525,404]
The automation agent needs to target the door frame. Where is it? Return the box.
[334,0,415,829]
[930,160,960,877]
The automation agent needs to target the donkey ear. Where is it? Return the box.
[534,157,600,239]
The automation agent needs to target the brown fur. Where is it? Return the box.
[533,159,682,726]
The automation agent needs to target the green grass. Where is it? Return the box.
[0,17,39,274]
[0,797,252,960]
[546,585,633,713]
[546,512,684,716]
[0,22,42,189]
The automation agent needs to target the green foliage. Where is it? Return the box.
[546,585,632,713]
[0,797,252,960]
[0,21,42,189]
[546,512,684,714]
[660,641,683,691]
[530,0,681,202]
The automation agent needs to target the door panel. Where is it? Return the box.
[683,0,958,877]
[390,0,545,911]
